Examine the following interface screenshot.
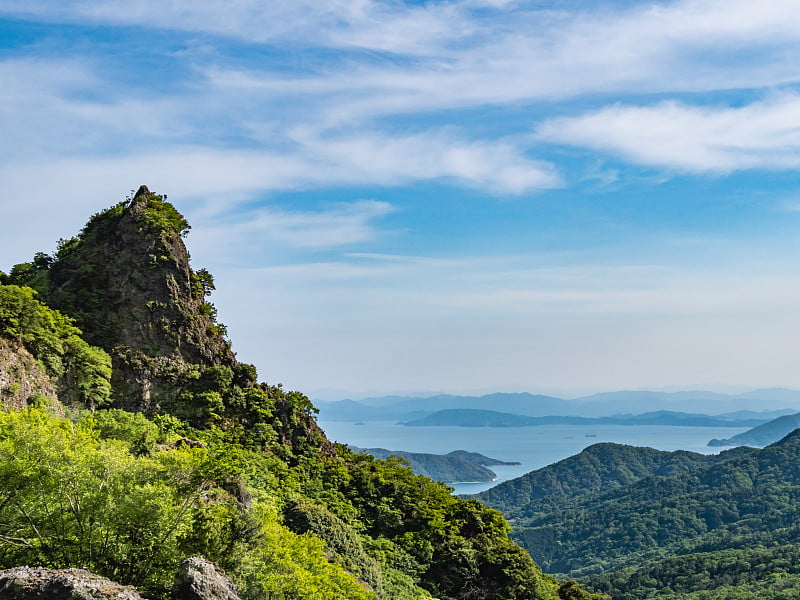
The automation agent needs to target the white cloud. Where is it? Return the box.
[172,0,800,136]
[536,94,800,172]
[190,201,396,264]
[0,129,557,206]
[7,0,800,114]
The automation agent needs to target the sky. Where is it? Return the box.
[3,0,800,400]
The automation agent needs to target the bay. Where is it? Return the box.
[317,419,751,495]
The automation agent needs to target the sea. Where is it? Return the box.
[316,419,751,495]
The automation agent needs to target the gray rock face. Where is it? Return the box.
[0,566,143,600]
[174,557,240,600]
[0,339,60,412]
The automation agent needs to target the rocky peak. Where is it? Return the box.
[42,186,236,411]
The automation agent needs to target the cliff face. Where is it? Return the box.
[43,186,236,412]
[0,339,59,411]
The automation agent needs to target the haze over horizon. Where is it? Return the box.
[4,1,800,397]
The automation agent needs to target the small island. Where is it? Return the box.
[351,447,521,483]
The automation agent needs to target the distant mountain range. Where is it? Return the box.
[314,389,800,423]
[403,408,770,428]
[350,447,521,483]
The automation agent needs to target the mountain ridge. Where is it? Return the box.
[404,408,766,428]
[317,389,800,422]
[0,187,606,600]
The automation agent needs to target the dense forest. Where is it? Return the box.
[476,435,800,598]
[0,187,606,600]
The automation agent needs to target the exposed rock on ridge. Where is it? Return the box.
[174,557,241,600]
[0,560,241,600]
[0,566,143,600]
[44,185,236,411]
[0,339,58,411]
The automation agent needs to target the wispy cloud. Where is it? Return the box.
[7,1,800,111]
[3,0,800,198]
[536,94,800,172]
[0,131,557,205]
[191,201,396,262]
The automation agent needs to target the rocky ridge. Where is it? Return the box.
[28,186,236,412]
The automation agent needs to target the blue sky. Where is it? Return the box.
[3,0,800,399]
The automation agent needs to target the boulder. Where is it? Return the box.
[174,557,240,600]
[0,566,143,600]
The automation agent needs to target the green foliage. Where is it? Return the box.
[0,284,112,407]
[140,193,191,237]
[0,409,214,596]
[191,268,215,299]
[83,408,163,454]
[62,335,112,409]
[235,502,377,600]
[0,408,381,600]
[585,544,800,599]
[283,498,383,592]
[7,252,52,295]
[315,448,564,600]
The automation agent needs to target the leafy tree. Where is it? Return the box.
[0,284,112,407]
[235,502,377,600]
[0,409,214,595]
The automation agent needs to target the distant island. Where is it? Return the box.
[708,412,800,447]
[351,447,521,483]
[403,408,769,428]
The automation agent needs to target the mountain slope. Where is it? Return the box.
[474,443,748,520]
[503,431,800,577]
[0,187,605,600]
[708,412,800,447]
[584,543,800,599]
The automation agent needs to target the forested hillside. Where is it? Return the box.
[0,187,605,600]
[352,447,518,483]
[474,443,750,520]
[477,432,800,598]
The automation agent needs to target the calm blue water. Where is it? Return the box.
[317,419,750,495]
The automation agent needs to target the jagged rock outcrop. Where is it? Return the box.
[0,339,59,412]
[43,185,237,411]
[0,567,143,600]
[174,557,241,600]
